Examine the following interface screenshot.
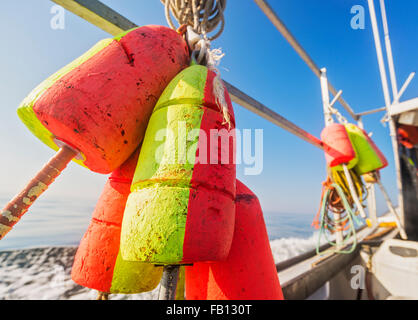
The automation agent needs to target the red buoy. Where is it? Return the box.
[0,26,191,241]
[71,149,162,294]
[185,180,284,300]
[120,65,236,265]
[321,123,357,169]
[21,25,190,174]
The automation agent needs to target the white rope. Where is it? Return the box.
[163,1,231,126]
[192,30,231,127]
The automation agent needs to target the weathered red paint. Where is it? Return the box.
[34,26,190,174]
[182,70,236,263]
[185,180,284,300]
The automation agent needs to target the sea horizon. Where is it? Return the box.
[0,195,316,251]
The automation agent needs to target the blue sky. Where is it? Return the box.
[0,0,416,215]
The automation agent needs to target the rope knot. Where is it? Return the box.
[163,0,231,127]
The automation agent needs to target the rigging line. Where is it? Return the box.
[162,0,226,40]
[253,0,359,120]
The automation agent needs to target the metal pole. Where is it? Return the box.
[379,0,398,97]
[320,70,367,219]
[0,144,78,240]
[356,107,387,117]
[342,165,367,219]
[320,69,334,126]
[357,119,378,226]
[395,72,415,102]
[320,68,344,248]
[375,174,408,240]
[159,265,181,300]
[367,0,393,112]
[368,0,405,225]
[368,183,378,227]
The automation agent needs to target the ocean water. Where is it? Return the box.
[0,197,318,261]
[0,197,96,251]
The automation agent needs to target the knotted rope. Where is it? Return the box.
[162,0,226,40]
[313,179,362,255]
[161,0,231,127]
[312,168,367,230]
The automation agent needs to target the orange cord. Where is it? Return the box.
[312,177,351,232]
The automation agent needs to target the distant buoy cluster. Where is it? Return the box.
[316,121,393,254]
[321,123,388,174]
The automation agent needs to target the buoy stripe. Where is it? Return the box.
[182,72,236,262]
[18,26,190,174]
[121,65,236,264]
[122,67,209,263]
[17,39,113,169]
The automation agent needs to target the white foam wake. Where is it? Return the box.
[270,232,319,263]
